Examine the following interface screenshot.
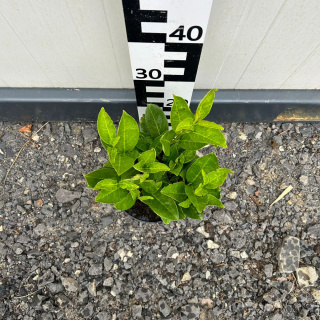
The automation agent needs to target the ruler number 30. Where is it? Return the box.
[169,25,203,41]
[136,68,161,79]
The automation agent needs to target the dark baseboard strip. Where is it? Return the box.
[1,88,320,122]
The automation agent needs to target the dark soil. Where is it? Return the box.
[126,200,162,223]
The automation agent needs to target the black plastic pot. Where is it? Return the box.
[125,200,162,223]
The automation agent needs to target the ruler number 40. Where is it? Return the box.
[169,25,203,41]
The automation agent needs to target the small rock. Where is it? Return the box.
[103,278,114,287]
[88,264,103,276]
[82,128,98,143]
[240,251,248,259]
[61,277,79,292]
[226,192,237,199]
[83,303,94,319]
[56,189,81,203]
[299,175,308,186]
[277,236,300,273]
[47,283,64,295]
[307,224,320,239]
[311,288,320,302]
[104,258,113,271]
[15,247,23,255]
[300,240,314,258]
[264,264,273,278]
[101,216,113,227]
[181,272,191,282]
[135,288,151,302]
[94,147,101,153]
[296,266,318,287]
[263,288,282,304]
[224,201,238,211]
[34,223,46,236]
[131,304,142,318]
[181,304,200,319]
[55,293,71,307]
[229,230,246,249]
[196,226,210,238]
[158,300,171,317]
[87,280,96,297]
[207,240,219,249]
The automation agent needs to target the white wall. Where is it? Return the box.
[0,0,320,89]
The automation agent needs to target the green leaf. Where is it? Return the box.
[207,187,221,199]
[194,184,207,196]
[202,168,234,189]
[161,182,187,202]
[207,194,225,208]
[84,167,119,189]
[182,150,196,163]
[178,133,207,150]
[117,111,139,153]
[179,198,192,208]
[136,139,149,152]
[93,179,118,191]
[186,153,219,185]
[197,120,224,130]
[126,150,140,160]
[140,191,179,220]
[119,180,139,190]
[111,136,120,147]
[120,167,140,180]
[178,207,186,219]
[185,185,208,213]
[193,124,227,148]
[103,161,113,168]
[138,195,154,201]
[145,104,168,138]
[140,114,149,133]
[179,205,202,220]
[134,161,170,173]
[195,89,217,122]
[170,95,194,132]
[95,188,128,204]
[169,161,183,176]
[140,180,162,194]
[160,130,175,156]
[97,107,117,146]
[137,149,156,166]
[114,192,137,210]
[161,217,172,225]
[175,117,195,132]
[108,148,135,175]
[150,135,163,156]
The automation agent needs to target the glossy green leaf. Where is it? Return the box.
[114,192,137,210]
[178,133,207,150]
[150,135,163,156]
[207,187,221,199]
[182,150,196,163]
[186,153,219,185]
[140,191,179,220]
[195,89,217,122]
[160,130,175,156]
[145,104,168,138]
[197,120,224,130]
[108,148,135,175]
[138,195,154,201]
[117,111,139,153]
[194,184,207,196]
[170,95,194,132]
[140,180,162,194]
[140,114,149,133]
[119,180,139,190]
[97,107,116,146]
[161,182,187,202]
[185,185,208,213]
[202,168,234,189]
[169,161,183,176]
[111,136,120,147]
[194,124,227,148]
[175,117,195,132]
[137,149,156,166]
[161,217,172,225]
[179,205,202,220]
[93,179,118,191]
[126,150,140,160]
[134,161,170,173]
[84,167,119,189]
[179,198,192,208]
[178,207,186,220]
[207,194,224,208]
[120,167,140,180]
[95,187,128,204]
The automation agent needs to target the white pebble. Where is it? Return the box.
[181,272,191,282]
[207,240,220,249]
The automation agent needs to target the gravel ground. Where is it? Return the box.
[0,121,319,320]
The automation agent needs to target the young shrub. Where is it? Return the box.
[84,89,233,224]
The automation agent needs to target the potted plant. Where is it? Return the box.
[84,89,233,224]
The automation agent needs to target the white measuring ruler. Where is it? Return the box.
[122,0,213,125]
